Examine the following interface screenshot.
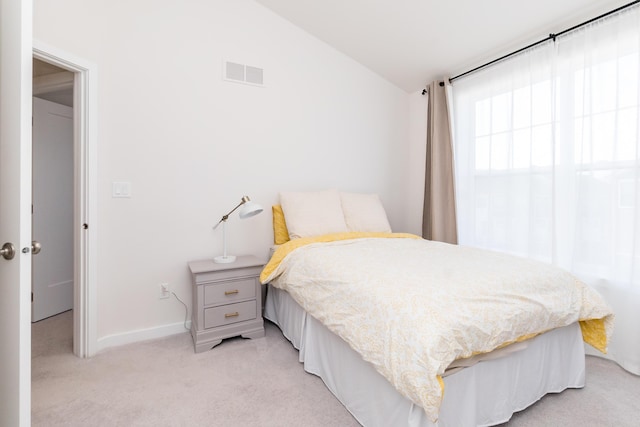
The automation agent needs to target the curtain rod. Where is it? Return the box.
[448,0,640,83]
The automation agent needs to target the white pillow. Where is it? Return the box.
[340,192,392,233]
[279,189,348,239]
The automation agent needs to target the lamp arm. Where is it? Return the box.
[212,196,250,230]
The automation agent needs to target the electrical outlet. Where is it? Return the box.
[159,283,170,299]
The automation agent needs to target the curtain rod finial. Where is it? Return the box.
[422,88,427,95]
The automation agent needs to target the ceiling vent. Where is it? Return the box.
[224,61,264,87]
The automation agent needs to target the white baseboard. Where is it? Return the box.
[97,320,192,352]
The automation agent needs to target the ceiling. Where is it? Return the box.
[256,0,632,92]
[33,58,65,78]
[33,58,74,107]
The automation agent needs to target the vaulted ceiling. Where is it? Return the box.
[256,0,631,92]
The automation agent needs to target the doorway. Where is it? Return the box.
[32,58,74,323]
[32,43,97,358]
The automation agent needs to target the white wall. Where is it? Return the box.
[33,0,414,348]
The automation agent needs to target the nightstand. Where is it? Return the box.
[188,255,265,353]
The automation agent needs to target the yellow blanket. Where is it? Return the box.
[261,233,614,422]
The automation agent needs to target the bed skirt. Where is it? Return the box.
[264,284,586,427]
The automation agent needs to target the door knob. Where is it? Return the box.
[1,242,16,260]
[31,241,42,255]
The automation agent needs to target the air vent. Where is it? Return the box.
[224,61,264,87]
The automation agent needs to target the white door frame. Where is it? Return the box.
[33,41,98,358]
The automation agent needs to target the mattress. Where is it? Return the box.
[264,284,587,427]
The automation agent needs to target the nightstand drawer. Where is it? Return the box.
[204,300,256,329]
[204,278,256,306]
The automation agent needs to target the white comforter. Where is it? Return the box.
[261,234,614,423]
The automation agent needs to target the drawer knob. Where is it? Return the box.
[224,290,239,296]
[225,312,239,318]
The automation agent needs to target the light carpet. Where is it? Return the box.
[32,311,640,426]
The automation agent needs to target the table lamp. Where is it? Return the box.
[213,196,263,263]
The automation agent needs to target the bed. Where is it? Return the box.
[260,190,614,426]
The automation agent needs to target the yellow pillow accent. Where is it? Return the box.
[272,205,290,245]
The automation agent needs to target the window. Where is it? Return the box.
[452,12,640,287]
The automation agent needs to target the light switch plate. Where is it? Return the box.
[112,181,132,198]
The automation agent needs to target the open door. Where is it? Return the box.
[0,0,33,425]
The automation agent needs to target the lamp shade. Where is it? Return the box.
[238,200,263,219]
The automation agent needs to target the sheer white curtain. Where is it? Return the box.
[452,5,640,374]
